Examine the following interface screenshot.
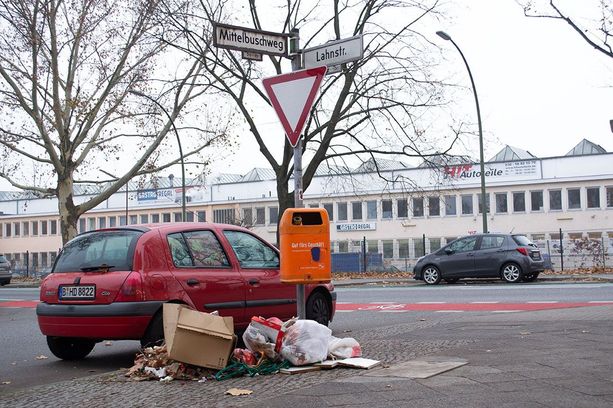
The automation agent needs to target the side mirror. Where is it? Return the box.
[445,248,454,255]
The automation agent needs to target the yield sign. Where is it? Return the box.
[262,66,327,147]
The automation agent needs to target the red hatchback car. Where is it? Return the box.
[37,223,336,360]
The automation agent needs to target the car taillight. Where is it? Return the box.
[114,272,145,302]
[516,247,529,256]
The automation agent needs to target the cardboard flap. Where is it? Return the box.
[176,307,234,340]
[163,303,182,351]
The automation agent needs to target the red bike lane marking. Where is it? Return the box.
[0,300,39,308]
[336,302,608,312]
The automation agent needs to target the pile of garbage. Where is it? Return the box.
[125,315,369,382]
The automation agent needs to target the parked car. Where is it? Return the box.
[37,223,336,360]
[0,255,11,286]
[413,233,544,285]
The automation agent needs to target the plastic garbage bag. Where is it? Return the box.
[242,316,289,360]
[280,319,332,366]
[328,336,362,359]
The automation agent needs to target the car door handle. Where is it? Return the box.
[186,279,199,286]
[248,279,259,286]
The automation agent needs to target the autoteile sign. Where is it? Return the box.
[213,22,289,56]
[262,66,327,147]
[442,161,540,184]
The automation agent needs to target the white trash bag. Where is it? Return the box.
[280,320,332,366]
[328,336,362,359]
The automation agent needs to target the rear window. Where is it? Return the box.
[512,235,532,246]
[54,230,143,273]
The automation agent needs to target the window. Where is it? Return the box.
[549,190,562,210]
[495,193,507,213]
[224,230,279,268]
[513,192,525,212]
[243,208,253,225]
[5,223,11,237]
[480,235,505,249]
[162,213,171,222]
[448,236,478,253]
[568,188,581,209]
[531,190,543,211]
[337,202,348,221]
[477,193,490,214]
[323,203,334,221]
[414,238,424,257]
[23,222,30,236]
[366,200,377,220]
[352,201,363,220]
[587,187,600,209]
[213,209,235,224]
[430,238,441,253]
[398,239,409,258]
[140,215,148,224]
[173,213,182,222]
[338,241,348,252]
[382,200,393,219]
[99,217,106,229]
[382,240,393,258]
[150,214,159,223]
[168,230,230,268]
[428,197,440,217]
[444,195,456,216]
[269,207,278,225]
[80,218,87,231]
[50,220,57,235]
[461,194,473,215]
[607,187,613,208]
[397,199,408,218]
[88,217,96,230]
[255,207,265,225]
[196,211,206,222]
[186,212,194,222]
[109,216,117,227]
[41,252,48,268]
[367,240,378,253]
[412,197,424,217]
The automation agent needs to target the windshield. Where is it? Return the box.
[54,230,143,273]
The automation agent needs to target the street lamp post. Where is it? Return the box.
[129,90,187,221]
[436,31,488,233]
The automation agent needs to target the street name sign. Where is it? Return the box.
[303,35,363,69]
[262,66,327,147]
[213,22,289,56]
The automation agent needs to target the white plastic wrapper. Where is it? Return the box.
[280,320,332,366]
[328,336,362,359]
[242,323,279,360]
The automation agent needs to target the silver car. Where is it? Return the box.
[0,255,11,286]
[413,234,545,285]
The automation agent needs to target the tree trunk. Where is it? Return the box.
[58,177,79,245]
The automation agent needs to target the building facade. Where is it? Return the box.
[1,139,612,273]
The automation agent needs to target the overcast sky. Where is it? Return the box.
[2,1,611,191]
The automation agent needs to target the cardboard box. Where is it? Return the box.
[163,304,236,370]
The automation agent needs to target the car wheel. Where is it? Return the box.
[444,278,459,284]
[423,266,441,285]
[46,336,95,360]
[140,311,165,349]
[501,263,523,283]
[522,272,540,282]
[306,291,331,326]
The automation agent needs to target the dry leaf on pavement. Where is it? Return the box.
[225,388,253,396]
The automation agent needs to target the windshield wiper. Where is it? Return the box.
[80,264,114,272]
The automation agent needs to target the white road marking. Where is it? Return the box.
[435,310,464,313]
[417,301,446,304]
[380,310,408,313]
[526,301,559,304]
[588,300,613,304]
[470,301,500,304]
[491,310,521,313]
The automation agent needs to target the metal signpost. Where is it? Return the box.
[213,23,363,318]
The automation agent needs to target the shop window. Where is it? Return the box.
[382,200,393,219]
[445,195,456,216]
[587,187,600,209]
[567,188,581,209]
[412,197,424,217]
[531,190,543,211]
[428,197,440,217]
[397,199,408,218]
[367,201,377,220]
[352,201,363,221]
[461,194,473,215]
[398,239,409,258]
[382,240,393,258]
[337,202,348,221]
[513,192,525,212]
[495,193,507,213]
[549,190,562,210]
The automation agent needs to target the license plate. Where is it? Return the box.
[531,251,541,260]
[59,285,96,300]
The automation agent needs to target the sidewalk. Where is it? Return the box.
[3,302,612,407]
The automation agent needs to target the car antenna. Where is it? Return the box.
[509,227,515,234]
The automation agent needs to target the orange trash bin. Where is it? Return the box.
[279,208,331,284]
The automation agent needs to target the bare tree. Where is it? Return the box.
[519,0,613,59]
[0,0,230,243]
[165,0,463,230]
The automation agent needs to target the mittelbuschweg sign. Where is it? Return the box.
[213,22,289,57]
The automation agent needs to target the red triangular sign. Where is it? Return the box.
[262,66,327,147]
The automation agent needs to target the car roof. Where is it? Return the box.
[74,222,252,238]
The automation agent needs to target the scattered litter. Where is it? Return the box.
[519,331,531,335]
[314,360,340,369]
[160,376,173,383]
[280,319,331,366]
[280,366,321,375]
[581,330,590,333]
[35,355,48,360]
[125,345,215,381]
[337,357,380,369]
[10,362,16,366]
[1,381,10,385]
[328,336,362,359]
[144,366,167,379]
[225,388,253,396]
